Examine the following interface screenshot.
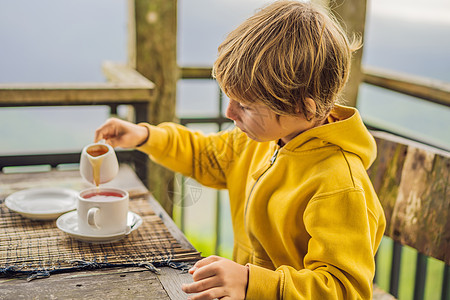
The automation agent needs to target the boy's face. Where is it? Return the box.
[225,99,315,145]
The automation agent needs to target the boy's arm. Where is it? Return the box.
[94,117,150,148]
[137,122,243,189]
[246,190,385,299]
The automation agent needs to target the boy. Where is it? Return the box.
[95,1,386,299]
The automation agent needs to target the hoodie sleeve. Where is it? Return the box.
[136,122,245,189]
[246,189,384,299]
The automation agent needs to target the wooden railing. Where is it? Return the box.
[0,62,154,181]
[181,65,450,108]
[0,62,154,107]
[362,66,450,107]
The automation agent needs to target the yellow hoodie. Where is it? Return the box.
[138,105,386,299]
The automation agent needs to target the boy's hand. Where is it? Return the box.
[182,255,248,300]
[94,118,148,148]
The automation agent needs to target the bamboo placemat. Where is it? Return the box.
[0,197,201,279]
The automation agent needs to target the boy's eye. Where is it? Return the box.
[239,103,250,110]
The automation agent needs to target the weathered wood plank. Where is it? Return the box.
[368,135,408,230]
[158,267,195,300]
[102,61,156,88]
[368,131,450,265]
[0,267,170,299]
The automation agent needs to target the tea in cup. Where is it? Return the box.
[77,187,129,235]
[79,142,119,186]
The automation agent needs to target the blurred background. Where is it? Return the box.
[0,1,449,299]
[1,0,449,154]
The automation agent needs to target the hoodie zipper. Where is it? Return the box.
[243,147,279,226]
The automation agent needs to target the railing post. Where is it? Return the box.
[413,253,428,300]
[442,264,450,300]
[214,88,225,255]
[312,0,367,107]
[390,241,402,298]
[128,0,178,216]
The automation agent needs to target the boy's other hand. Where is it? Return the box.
[182,255,248,300]
[94,118,148,148]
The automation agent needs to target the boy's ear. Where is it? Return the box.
[302,98,316,121]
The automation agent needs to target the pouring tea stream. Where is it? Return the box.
[79,142,119,186]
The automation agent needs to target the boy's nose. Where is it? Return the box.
[225,100,238,121]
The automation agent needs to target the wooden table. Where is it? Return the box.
[0,164,197,299]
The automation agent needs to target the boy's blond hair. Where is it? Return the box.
[213,0,360,120]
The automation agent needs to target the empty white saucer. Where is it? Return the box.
[5,187,78,220]
[56,211,142,243]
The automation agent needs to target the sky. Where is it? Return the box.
[370,0,450,25]
[0,0,449,81]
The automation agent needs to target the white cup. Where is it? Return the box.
[77,187,129,235]
[79,142,119,186]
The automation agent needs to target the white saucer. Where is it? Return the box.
[5,187,78,220]
[56,211,142,243]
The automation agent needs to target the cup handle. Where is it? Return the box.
[87,207,100,229]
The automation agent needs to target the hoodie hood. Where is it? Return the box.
[282,105,377,169]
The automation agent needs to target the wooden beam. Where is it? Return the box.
[0,63,154,106]
[363,66,450,107]
[0,84,152,106]
[180,67,213,79]
[368,130,450,265]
